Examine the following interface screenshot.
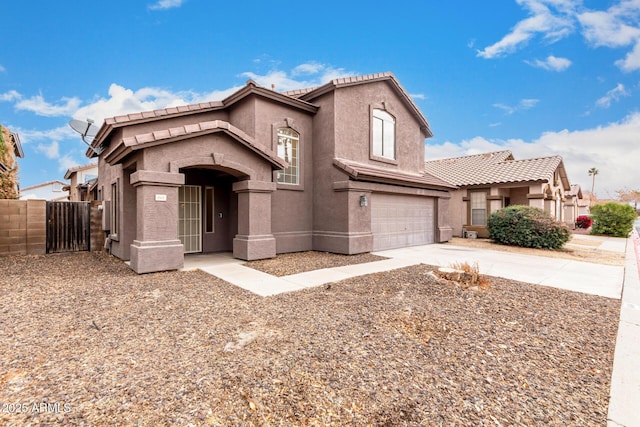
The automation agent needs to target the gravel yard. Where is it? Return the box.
[245,251,388,276]
[0,252,619,426]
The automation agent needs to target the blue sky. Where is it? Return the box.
[2,0,639,198]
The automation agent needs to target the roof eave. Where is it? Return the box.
[222,82,319,113]
[334,158,456,191]
[302,73,433,138]
[106,126,287,170]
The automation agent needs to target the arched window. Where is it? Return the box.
[277,127,299,184]
[372,109,395,159]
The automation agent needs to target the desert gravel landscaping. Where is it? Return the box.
[0,251,619,426]
[245,251,388,276]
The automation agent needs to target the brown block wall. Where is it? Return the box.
[0,199,46,255]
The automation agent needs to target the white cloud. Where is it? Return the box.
[480,0,640,71]
[0,90,21,102]
[292,62,325,76]
[13,126,77,144]
[411,93,426,100]
[241,63,357,92]
[519,98,540,109]
[35,141,60,159]
[493,98,540,114]
[477,0,575,58]
[71,83,242,124]
[578,7,640,48]
[148,0,184,10]
[0,65,5,72]
[15,94,81,117]
[6,63,355,128]
[58,154,80,172]
[428,111,640,197]
[615,40,640,71]
[595,83,630,108]
[526,54,572,71]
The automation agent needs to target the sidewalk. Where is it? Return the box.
[607,227,640,427]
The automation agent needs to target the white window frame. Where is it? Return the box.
[276,127,300,185]
[372,108,396,160]
[110,180,119,240]
[470,191,487,226]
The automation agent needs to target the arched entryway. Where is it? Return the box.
[179,167,239,254]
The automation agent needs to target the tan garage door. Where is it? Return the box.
[371,194,435,251]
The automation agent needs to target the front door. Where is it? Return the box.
[178,185,202,253]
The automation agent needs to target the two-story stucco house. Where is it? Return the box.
[88,72,455,273]
[64,162,99,201]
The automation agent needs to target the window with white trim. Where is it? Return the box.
[372,109,395,159]
[277,127,299,184]
[470,191,487,226]
[111,181,119,238]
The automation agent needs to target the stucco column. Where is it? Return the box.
[232,180,277,260]
[129,170,185,274]
[436,197,453,242]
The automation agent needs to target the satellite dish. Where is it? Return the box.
[69,118,103,155]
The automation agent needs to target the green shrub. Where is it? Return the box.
[488,205,571,249]
[590,202,637,237]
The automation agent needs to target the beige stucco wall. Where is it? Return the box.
[452,181,570,237]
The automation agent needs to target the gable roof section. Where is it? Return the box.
[20,180,66,192]
[334,158,456,190]
[568,184,583,198]
[64,161,98,179]
[104,119,287,169]
[424,150,570,189]
[290,72,433,137]
[88,80,319,158]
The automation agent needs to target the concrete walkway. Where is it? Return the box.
[184,235,627,299]
[182,232,639,426]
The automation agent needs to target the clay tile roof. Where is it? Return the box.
[281,87,317,98]
[64,161,98,179]
[104,101,224,126]
[424,150,567,187]
[120,120,286,169]
[334,158,456,190]
[568,184,583,198]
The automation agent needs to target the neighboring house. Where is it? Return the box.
[424,150,571,238]
[87,72,456,273]
[0,125,24,199]
[564,184,589,227]
[20,180,69,201]
[64,162,98,201]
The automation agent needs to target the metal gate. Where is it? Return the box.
[46,201,91,253]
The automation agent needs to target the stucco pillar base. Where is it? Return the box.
[130,239,184,274]
[437,226,453,243]
[313,231,373,255]
[233,234,276,261]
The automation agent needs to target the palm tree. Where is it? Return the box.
[588,167,599,205]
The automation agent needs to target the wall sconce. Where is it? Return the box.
[359,195,368,207]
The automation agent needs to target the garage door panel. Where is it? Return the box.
[371,194,434,251]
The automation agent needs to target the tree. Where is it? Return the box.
[588,167,599,206]
[0,126,19,199]
[616,188,640,213]
[616,188,640,202]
